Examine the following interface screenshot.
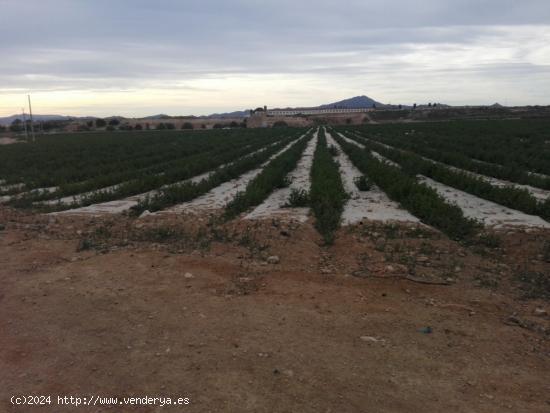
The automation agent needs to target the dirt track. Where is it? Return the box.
[1,208,549,412]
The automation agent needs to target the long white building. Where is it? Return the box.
[266,107,371,116]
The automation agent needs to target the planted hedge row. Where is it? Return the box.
[332,132,479,240]
[349,129,550,190]
[223,130,314,219]
[14,133,299,211]
[17,131,284,206]
[309,129,349,244]
[346,120,550,176]
[346,132,550,222]
[0,128,292,191]
[131,132,310,215]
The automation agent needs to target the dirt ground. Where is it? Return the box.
[1,207,549,413]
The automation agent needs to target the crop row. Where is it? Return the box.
[308,128,348,244]
[17,130,285,203]
[131,131,311,215]
[0,128,292,191]
[344,132,550,222]
[345,128,550,190]
[346,120,550,176]
[332,132,479,240]
[223,130,315,220]
[12,132,300,211]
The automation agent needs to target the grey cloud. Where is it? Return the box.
[0,0,549,110]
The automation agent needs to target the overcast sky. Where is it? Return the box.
[1,0,549,117]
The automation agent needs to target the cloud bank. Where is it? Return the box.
[1,0,549,116]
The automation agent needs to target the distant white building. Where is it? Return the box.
[266,107,371,116]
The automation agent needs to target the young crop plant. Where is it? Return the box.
[346,132,550,223]
[354,175,372,191]
[286,188,310,207]
[344,120,550,189]
[309,128,349,244]
[333,133,479,240]
[1,127,297,207]
[223,131,314,219]
[130,133,304,215]
[21,131,302,212]
[345,119,550,178]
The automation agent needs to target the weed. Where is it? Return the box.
[286,188,310,207]
[515,271,550,300]
[354,175,372,191]
[475,232,502,248]
[542,241,550,263]
[77,238,95,251]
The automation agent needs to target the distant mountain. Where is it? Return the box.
[318,95,386,109]
[0,114,96,126]
[203,110,249,119]
[141,114,172,120]
[0,95,454,126]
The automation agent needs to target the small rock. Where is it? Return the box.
[416,255,429,263]
[139,210,151,218]
[360,336,383,343]
[385,265,395,272]
[267,256,280,264]
[534,308,548,317]
[184,272,194,279]
[453,266,462,273]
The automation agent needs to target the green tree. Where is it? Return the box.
[10,119,24,132]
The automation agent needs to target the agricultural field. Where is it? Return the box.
[1,121,550,412]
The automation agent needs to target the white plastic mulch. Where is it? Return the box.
[326,132,419,224]
[163,136,305,214]
[244,131,318,222]
[51,143,281,215]
[419,176,550,229]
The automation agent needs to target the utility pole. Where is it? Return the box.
[28,95,35,142]
[22,108,29,141]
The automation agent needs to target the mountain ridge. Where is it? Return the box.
[0,95,450,124]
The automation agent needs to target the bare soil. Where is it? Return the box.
[1,206,549,413]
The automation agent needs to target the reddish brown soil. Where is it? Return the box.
[1,207,549,412]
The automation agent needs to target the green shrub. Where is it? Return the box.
[328,145,339,156]
[286,188,310,207]
[354,175,372,191]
